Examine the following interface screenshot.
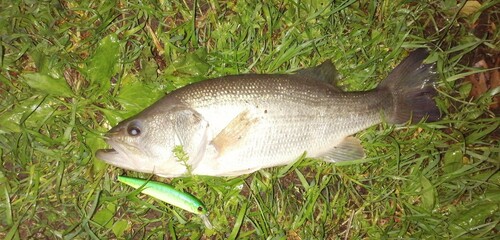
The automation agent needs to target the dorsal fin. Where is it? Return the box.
[295,60,339,86]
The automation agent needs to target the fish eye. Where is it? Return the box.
[197,206,204,212]
[127,123,142,136]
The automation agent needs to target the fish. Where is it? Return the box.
[96,49,440,177]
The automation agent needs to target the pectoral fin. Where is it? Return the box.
[320,136,365,162]
[210,110,259,154]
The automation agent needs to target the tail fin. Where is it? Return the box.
[379,49,440,124]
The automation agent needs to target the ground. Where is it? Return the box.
[0,0,498,239]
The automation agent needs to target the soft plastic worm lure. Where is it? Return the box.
[117,176,213,228]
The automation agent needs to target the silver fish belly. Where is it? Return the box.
[96,49,439,177]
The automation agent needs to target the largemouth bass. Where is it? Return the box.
[96,49,440,177]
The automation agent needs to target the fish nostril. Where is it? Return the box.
[106,122,133,135]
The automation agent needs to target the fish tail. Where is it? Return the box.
[378,49,440,124]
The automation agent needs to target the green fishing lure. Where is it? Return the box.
[117,176,212,228]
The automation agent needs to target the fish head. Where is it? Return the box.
[96,113,187,175]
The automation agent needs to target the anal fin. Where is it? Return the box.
[320,136,365,162]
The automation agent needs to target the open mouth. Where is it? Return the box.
[95,138,141,166]
[95,138,125,164]
[95,142,150,172]
[97,148,117,154]
[96,147,120,163]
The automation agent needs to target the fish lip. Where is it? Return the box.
[96,138,128,163]
[96,148,118,154]
[96,147,120,163]
[95,135,117,157]
[96,137,143,166]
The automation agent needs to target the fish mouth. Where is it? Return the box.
[96,148,118,158]
[96,147,122,164]
[96,146,142,172]
[96,141,159,173]
[97,148,118,154]
[96,136,147,169]
[95,139,130,165]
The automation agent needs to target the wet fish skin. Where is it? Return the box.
[96,49,440,177]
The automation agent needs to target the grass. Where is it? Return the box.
[0,0,498,239]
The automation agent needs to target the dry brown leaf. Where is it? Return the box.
[490,56,500,110]
[460,1,482,16]
[467,60,489,98]
[466,56,500,111]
